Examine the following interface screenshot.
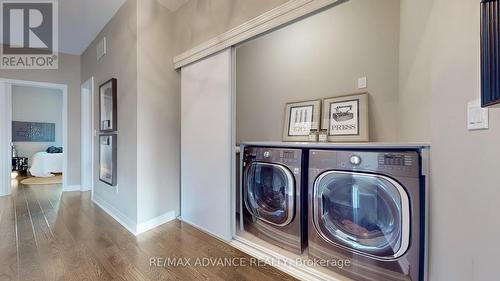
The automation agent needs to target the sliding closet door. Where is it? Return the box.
[181,49,233,241]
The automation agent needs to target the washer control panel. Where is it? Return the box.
[244,147,302,166]
[349,155,362,166]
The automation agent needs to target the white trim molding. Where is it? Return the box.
[92,195,177,236]
[173,0,343,69]
[136,211,177,235]
[0,82,12,197]
[0,78,69,196]
[63,185,82,192]
[92,195,138,235]
[80,77,95,194]
[231,236,345,281]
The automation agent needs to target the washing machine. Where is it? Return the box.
[308,149,426,281]
[242,146,305,254]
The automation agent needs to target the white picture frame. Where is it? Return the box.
[283,99,322,142]
[322,93,369,142]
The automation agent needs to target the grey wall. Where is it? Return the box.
[81,0,181,227]
[137,0,181,224]
[399,1,500,280]
[236,0,400,142]
[172,0,289,55]
[12,85,62,163]
[81,0,138,224]
[0,52,81,186]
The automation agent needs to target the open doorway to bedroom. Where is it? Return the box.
[0,79,68,197]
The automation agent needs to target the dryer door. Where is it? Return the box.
[245,162,295,226]
[313,171,410,259]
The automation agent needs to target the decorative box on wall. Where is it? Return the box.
[99,78,118,186]
[481,0,500,107]
[99,134,117,186]
[99,78,117,131]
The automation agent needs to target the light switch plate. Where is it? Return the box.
[467,99,489,130]
[358,77,367,89]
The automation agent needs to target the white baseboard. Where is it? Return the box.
[80,186,92,192]
[136,211,176,235]
[231,236,345,281]
[63,185,81,192]
[92,195,138,235]
[178,217,232,243]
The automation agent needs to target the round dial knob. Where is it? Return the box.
[350,155,362,166]
[263,151,271,158]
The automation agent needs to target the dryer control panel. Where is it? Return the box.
[315,150,420,178]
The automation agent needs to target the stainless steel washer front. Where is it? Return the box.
[244,162,295,227]
[243,147,304,254]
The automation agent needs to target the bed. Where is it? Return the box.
[29,152,63,178]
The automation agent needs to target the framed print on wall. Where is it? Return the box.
[283,99,322,142]
[99,78,117,132]
[99,134,117,186]
[322,93,369,142]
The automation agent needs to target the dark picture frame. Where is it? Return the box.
[99,78,117,132]
[99,134,117,186]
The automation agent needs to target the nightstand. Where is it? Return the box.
[12,157,28,175]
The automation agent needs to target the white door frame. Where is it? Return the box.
[0,78,69,196]
[80,77,94,193]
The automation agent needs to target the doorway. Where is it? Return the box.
[0,79,68,197]
[81,77,94,193]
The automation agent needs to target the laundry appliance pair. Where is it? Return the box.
[241,144,428,281]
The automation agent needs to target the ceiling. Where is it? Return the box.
[59,0,126,55]
[59,0,188,55]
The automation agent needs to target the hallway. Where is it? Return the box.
[0,180,294,281]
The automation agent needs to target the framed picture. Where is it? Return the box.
[283,99,322,142]
[99,78,117,132]
[99,134,117,186]
[322,93,369,142]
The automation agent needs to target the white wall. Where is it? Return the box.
[399,1,500,280]
[12,85,63,163]
[136,0,180,226]
[236,0,400,142]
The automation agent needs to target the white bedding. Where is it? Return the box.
[29,152,63,178]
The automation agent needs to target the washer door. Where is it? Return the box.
[245,162,295,226]
[313,171,410,259]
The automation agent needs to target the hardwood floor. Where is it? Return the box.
[0,179,296,281]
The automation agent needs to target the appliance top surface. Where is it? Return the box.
[240,141,430,150]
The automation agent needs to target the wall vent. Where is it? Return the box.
[97,37,106,61]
